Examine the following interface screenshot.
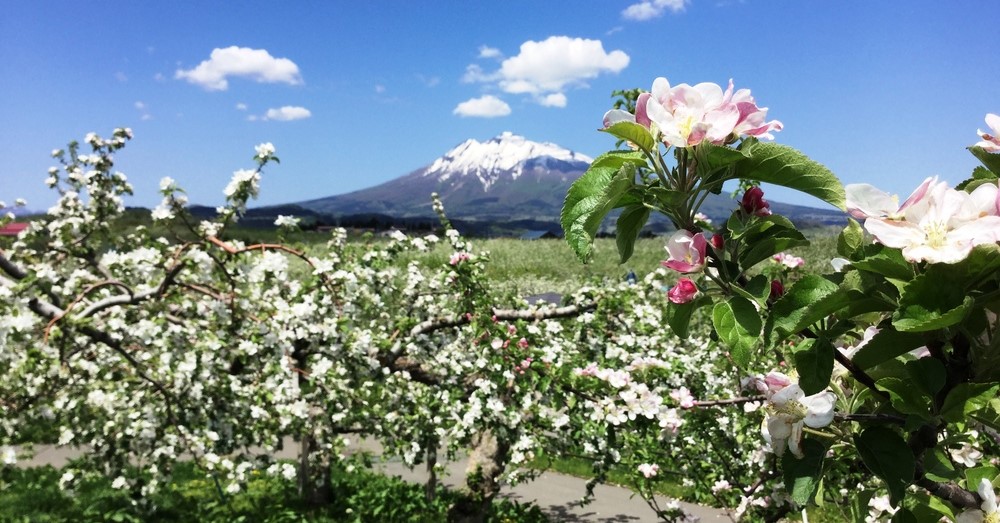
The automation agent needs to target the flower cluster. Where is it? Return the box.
[846,176,1000,263]
[604,78,782,148]
[752,372,835,458]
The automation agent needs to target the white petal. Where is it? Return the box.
[845,184,896,219]
[802,392,836,428]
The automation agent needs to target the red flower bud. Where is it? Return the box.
[741,186,772,217]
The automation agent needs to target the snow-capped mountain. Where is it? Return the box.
[423,132,592,190]
[296,133,592,221]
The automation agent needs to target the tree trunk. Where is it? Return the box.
[447,429,510,523]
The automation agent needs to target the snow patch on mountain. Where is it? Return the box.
[424,132,592,191]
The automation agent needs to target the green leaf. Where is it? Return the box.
[837,218,865,258]
[736,141,847,211]
[694,141,748,186]
[737,220,810,269]
[965,466,999,491]
[855,427,915,506]
[667,295,709,339]
[904,358,947,398]
[615,204,650,264]
[957,166,998,191]
[782,439,826,506]
[601,122,657,156]
[968,145,1000,177]
[877,377,932,419]
[890,509,918,523]
[791,338,834,396]
[940,382,1000,423]
[852,329,927,370]
[851,244,915,281]
[561,158,639,262]
[922,448,958,482]
[904,491,955,522]
[712,296,762,367]
[768,274,841,343]
[892,269,974,332]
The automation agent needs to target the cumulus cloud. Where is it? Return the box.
[175,46,303,91]
[263,106,311,121]
[461,36,628,110]
[453,95,511,118]
[622,0,689,20]
[539,93,567,108]
[235,102,248,111]
[478,45,502,59]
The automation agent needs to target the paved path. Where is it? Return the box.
[15,440,732,522]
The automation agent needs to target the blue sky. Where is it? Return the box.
[2,1,998,213]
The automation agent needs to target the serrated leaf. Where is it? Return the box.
[851,328,926,370]
[893,290,973,333]
[561,160,638,262]
[855,427,915,506]
[782,439,826,506]
[736,141,847,211]
[667,295,709,339]
[851,244,915,281]
[791,338,834,396]
[694,141,748,186]
[768,274,842,343]
[965,466,999,492]
[904,358,946,398]
[940,382,1000,423]
[837,218,865,258]
[968,145,1000,177]
[616,204,650,264]
[601,121,657,155]
[877,377,932,419]
[712,296,762,367]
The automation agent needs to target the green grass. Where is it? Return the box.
[0,461,548,522]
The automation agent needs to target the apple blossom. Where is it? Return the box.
[662,230,708,273]
[956,478,998,523]
[638,462,659,478]
[976,113,1000,152]
[845,176,938,220]
[861,180,1000,263]
[772,252,804,269]
[759,372,835,458]
[667,278,699,304]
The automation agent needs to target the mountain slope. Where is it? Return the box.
[297,132,591,221]
[291,132,845,230]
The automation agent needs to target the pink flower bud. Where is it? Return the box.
[517,338,529,349]
[770,280,785,300]
[667,278,699,304]
[741,186,771,217]
[711,233,724,250]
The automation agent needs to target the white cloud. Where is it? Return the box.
[134,101,152,120]
[416,74,440,87]
[461,36,628,109]
[453,95,511,118]
[175,46,303,91]
[235,102,248,111]
[498,37,629,94]
[153,72,166,82]
[622,0,689,20]
[539,93,567,108]
[478,45,502,59]
[115,72,128,82]
[263,106,311,121]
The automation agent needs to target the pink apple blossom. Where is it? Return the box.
[638,462,659,478]
[975,113,1000,152]
[635,77,781,148]
[845,176,938,220]
[670,387,696,408]
[861,180,1000,264]
[662,230,708,273]
[667,278,699,304]
[772,252,805,269]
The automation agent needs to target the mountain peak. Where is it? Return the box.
[423,133,592,191]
